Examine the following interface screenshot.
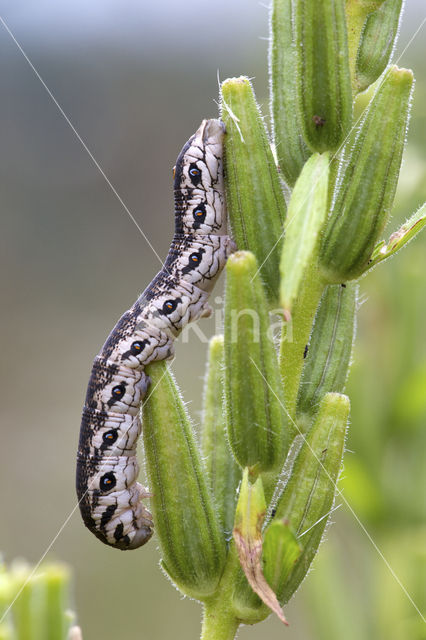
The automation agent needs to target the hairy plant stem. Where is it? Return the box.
[200,547,241,640]
[280,265,326,420]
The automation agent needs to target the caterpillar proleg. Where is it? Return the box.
[76,119,234,550]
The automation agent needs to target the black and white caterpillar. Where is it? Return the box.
[76,119,234,550]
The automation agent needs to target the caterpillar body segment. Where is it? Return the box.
[76,119,234,550]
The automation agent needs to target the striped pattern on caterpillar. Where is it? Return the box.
[76,119,235,550]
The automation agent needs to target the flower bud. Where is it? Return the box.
[356,0,403,93]
[220,76,287,304]
[270,0,311,186]
[142,361,226,599]
[201,335,241,537]
[320,66,414,283]
[232,470,291,625]
[280,153,329,313]
[224,251,289,483]
[294,0,352,153]
[271,392,349,602]
[297,283,357,430]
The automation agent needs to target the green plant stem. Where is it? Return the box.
[200,603,239,640]
[200,548,241,640]
[280,265,326,420]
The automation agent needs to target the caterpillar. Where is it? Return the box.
[76,119,234,550]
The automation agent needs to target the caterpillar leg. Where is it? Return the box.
[200,304,213,318]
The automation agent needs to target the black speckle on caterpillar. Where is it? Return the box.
[76,119,235,550]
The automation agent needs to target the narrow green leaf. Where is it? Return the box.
[225,251,289,481]
[297,283,357,428]
[356,0,403,93]
[143,361,226,600]
[279,264,326,420]
[280,153,330,312]
[270,0,311,186]
[220,76,287,304]
[201,335,241,537]
[295,0,352,152]
[320,65,414,282]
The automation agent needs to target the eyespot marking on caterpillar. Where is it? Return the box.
[100,472,117,492]
[102,430,118,445]
[181,249,206,275]
[112,385,125,397]
[76,118,235,551]
[130,340,148,355]
[189,164,202,186]
[107,383,126,408]
[161,298,180,315]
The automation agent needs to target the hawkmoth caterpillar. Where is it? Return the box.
[76,119,234,550]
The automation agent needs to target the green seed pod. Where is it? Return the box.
[294,0,352,153]
[9,563,74,640]
[44,565,74,640]
[297,283,357,429]
[345,0,389,90]
[320,66,414,283]
[280,152,330,313]
[271,392,349,602]
[220,76,287,304]
[270,0,311,186]
[356,0,403,93]
[224,251,289,483]
[201,335,241,537]
[143,361,226,600]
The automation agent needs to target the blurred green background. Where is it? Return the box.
[0,2,425,638]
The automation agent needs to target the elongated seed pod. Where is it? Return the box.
[76,120,235,550]
[294,0,352,153]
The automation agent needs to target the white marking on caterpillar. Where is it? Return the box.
[76,119,235,550]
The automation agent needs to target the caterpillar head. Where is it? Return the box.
[173,119,225,193]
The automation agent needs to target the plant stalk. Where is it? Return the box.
[200,548,241,640]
